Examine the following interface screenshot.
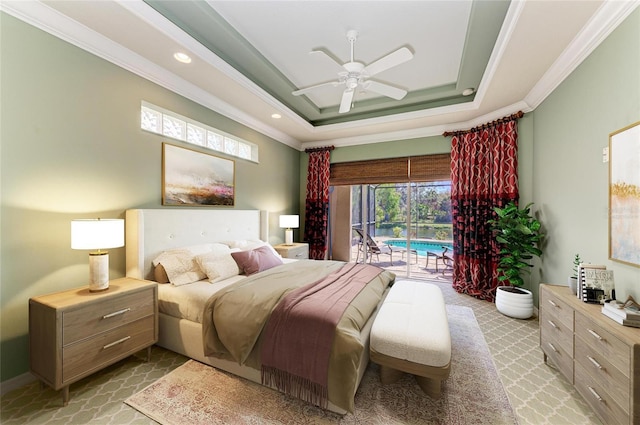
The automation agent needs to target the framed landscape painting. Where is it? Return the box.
[162,143,235,206]
[609,121,640,267]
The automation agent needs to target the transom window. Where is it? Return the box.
[140,101,259,163]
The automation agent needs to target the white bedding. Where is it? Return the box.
[157,258,297,323]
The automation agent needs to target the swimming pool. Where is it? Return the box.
[385,239,453,257]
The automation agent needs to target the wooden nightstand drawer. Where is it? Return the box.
[63,289,154,345]
[63,315,155,383]
[273,243,309,259]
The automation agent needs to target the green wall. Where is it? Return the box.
[0,13,301,382]
[530,7,640,303]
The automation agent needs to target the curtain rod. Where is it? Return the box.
[304,145,335,153]
[442,111,524,137]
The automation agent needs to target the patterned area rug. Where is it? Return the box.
[125,305,518,424]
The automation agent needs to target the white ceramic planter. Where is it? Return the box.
[495,286,533,319]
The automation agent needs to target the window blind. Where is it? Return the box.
[329,154,450,185]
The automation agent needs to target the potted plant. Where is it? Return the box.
[568,254,581,295]
[489,201,544,319]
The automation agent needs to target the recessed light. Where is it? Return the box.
[271,113,282,119]
[462,88,475,96]
[173,52,192,64]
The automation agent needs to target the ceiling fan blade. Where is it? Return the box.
[292,81,341,96]
[363,47,413,77]
[339,89,355,113]
[309,49,346,72]
[363,80,407,100]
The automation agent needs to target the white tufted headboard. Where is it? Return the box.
[125,209,268,281]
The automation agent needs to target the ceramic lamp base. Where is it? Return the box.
[89,251,110,292]
[285,228,294,245]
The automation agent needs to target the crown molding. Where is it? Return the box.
[526,1,640,109]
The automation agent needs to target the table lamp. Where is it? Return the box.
[71,218,124,292]
[279,215,299,246]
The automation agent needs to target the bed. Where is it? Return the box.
[125,208,395,414]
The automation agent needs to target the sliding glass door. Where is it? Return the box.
[347,181,452,279]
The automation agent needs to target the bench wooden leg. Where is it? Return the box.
[415,375,442,399]
[379,365,403,384]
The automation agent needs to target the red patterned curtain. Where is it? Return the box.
[304,148,333,260]
[447,113,521,301]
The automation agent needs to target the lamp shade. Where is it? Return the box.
[279,215,299,229]
[71,219,124,250]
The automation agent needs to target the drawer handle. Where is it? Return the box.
[547,342,558,353]
[103,336,131,350]
[587,356,603,370]
[587,329,603,340]
[102,308,131,319]
[588,386,603,402]
[547,320,558,329]
[547,299,558,308]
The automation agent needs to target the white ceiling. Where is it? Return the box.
[2,1,638,150]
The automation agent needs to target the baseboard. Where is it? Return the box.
[1,372,36,396]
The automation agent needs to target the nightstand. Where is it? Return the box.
[273,242,309,259]
[29,277,158,406]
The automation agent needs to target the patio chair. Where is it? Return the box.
[426,246,453,274]
[353,228,396,265]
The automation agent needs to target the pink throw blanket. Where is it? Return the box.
[260,263,382,408]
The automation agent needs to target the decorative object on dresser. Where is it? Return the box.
[29,277,158,406]
[602,296,640,328]
[568,253,581,295]
[272,242,309,259]
[489,202,543,319]
[540,283,640,425]
[278,214,299,245]
[71,218,124,292]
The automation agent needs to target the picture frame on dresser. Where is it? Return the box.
[608,121,640,267]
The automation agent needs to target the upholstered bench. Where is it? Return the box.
[370,280,451,398]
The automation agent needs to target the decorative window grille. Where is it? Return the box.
[140,101,259,163]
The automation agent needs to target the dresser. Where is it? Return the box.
[540,284,640,425]
[273,242,309,259]
[29,277,158,406]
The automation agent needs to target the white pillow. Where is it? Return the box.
[152,249,206,286]
[195,251,240,283]
[152,244,231,286]
[224,240,282,259]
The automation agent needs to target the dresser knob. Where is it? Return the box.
[587,356,603,370]
[588,386,603,402]
[102,308,131,319]
[103,336,131,350]
[587,329,603,340]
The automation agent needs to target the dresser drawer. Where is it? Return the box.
[63,289,154,345]
[575,334,630,414]
[575,311,629,378]
[62,315,155,383]
[540,311,573,358]
[540,289,574,331]
[541,334,574,382]
[575,361,629,425]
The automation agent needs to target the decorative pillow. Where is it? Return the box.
[231,245,284,276]
[195,251,240,283]
[154,264,170,283]
[152,249,206,285]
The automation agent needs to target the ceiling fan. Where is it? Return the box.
[292,30,413,114]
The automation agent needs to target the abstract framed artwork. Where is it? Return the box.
[609,121,640,267]
[162,143,235,206]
